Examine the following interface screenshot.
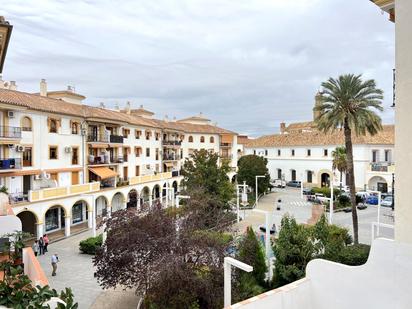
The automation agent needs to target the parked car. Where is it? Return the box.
[271,179,286,188]
[357,204,368,210]
[343,207,352,213]
[286,180,301,188]
[259,224,277,234]
[381,195,393,207]
[303,188,312,195]
[366,195,379,205]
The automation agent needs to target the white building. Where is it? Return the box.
[0,80,238,239]
[245,95,394,192]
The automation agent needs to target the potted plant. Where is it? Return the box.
[3,231,31,267]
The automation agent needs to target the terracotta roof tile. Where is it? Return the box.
[247,125,394,148]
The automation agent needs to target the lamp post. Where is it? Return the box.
[391,173,395,211]
[329,173,335,224]
[224,257,253,307]
[0,17,13,74]
[253,209,273,260]
[255,175,265,207]
[236,181,248,223]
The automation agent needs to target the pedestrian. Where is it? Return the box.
[38,237,44,255]
[32,240,39,256]
[51,253,59,276]
[43,234,49,253]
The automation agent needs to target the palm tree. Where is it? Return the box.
[315,74,383,244]
[332,146,347,192]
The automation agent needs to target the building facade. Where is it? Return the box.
[0,79,238,239]
[245,94,395,192]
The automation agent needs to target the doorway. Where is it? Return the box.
[23,175,31,194]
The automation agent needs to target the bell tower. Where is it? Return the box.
[313,91,323,121]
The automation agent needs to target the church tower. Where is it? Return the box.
[313,91,323,121]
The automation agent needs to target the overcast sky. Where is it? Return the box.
[1,0,394,137]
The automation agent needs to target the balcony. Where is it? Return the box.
[0,158,21,170]
[0,126,22,139]
[87,133,108,143]
[28,182,101,202]
[129,172,173,186]
[220,142,232,148]
[163,140,182,147]
[109,135,124,143]
[220,154,233,160]
[172,170,180,177]
[369,162,395,173]
[9,192,28,204]
[163,154,181,161]
[89,155,124,165]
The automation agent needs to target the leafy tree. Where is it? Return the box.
[94,190,233,309]
[272,216,315,287]
[237,155,270,195]
[315,74,383,244]
[181,149,234,205]
[332,146,347,191]
[234,227,268,301]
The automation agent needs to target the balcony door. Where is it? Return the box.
[23,175,31,194]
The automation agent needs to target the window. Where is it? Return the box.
[253,150,256,155]
[291,169,296,181]
[135,147,141,157]
[49,119,58,133]
[277,169,282,179]
[49,146,58,160]
[155,148,159,160]
[72,147,78,165]
[135,130,142,139]
[71,122,79,134]
[307,149,311,156]
[210,136,214,143]
[188,136,193,143]
[385,149,391,162]
[307,171,312,183]
[135,166,140,176]
[145,131,151,140]
[21,117,32,131]
[123,147,129,162]
[155,133,160,141]
[278,149,281,156]
[122,128,130,138]
[291,149,295,156]
[372,150,378,162]
[200,136,205,143]
[23,147,32,167]
[146,148,150,157]
[324,149,328,157]
[265,150,268,156]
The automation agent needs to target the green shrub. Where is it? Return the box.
[79,234,103,255]
[311,187,340,198]
[338,244,370,266]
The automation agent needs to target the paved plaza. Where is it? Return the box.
[36,230,139,309]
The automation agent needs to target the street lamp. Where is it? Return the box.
[0,17,13,74]
[252,209,273,260]
[224,257,253,307]
[236,181,248,223]
[255,175,265,207]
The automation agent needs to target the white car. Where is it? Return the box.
[381,195,393,207]
[271,179,286,188]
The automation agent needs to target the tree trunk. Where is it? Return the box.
[344,119,359,244]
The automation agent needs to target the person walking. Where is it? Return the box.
[38,237,45,255]
[51,253,59,276]
[32,240,39,256]
[43,234,49,253]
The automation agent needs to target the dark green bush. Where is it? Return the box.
[311,187,341,198]
[79,234,103,255]
[338,244,370,266]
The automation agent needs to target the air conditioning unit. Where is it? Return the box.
[65,146,73,153]
[7,111,15,118]
[35,175,42,180]
[7,144,14,149]
[15,145,25,152]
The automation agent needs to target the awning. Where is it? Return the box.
[89,143,109,149]
[164,162,174,167]
[89,167,117,180]
[0,169,41,177]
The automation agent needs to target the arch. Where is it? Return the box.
[188,135,193,143]
[317,169,332,187]
[72,200,89,224]
[210,136,214,143]
[21,116,32,131]
[152,184,161,199]
[44,205,66,232]
[141,186,151,202]
[111,192,126,212]
[368,176,388,192]
[231,174,237,183]
[95,195,108,217]
[17,210,38,237]
[321,173,331,187]
[127,189,138,208]
[172,181,178,193]
[200,136,205,143]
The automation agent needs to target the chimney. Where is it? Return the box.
[280,122,286,134]
[67,85,74,92]
[125,101,131,114]
[173,116,176,122]
[9,81,17,90]
[99,102,105,109]
[164,115,169,122]
[40,79,47,96]
[114,102,120,111]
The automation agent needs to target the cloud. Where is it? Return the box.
[0,0,394,136]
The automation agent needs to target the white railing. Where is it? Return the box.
[371,221,395,242]
[28,182,101,202]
